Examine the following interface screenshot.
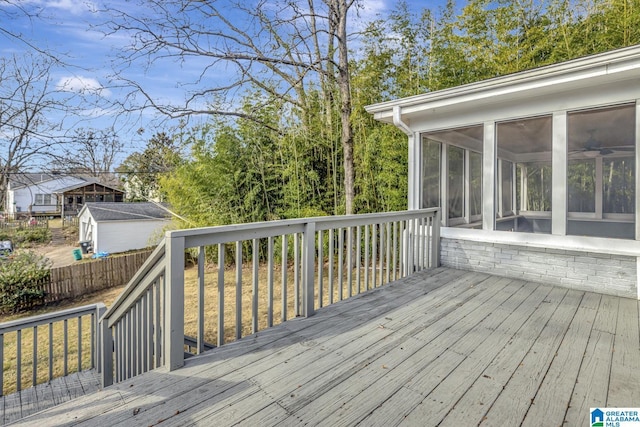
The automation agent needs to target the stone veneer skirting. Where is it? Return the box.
[440,237,637,299]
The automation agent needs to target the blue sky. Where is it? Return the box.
[0,0,443,169]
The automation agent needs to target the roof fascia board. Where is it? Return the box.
[365,46,640,120]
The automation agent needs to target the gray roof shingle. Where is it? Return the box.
[82,202,172,221]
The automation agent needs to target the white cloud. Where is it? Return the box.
[56,76,112,97]
[43,0,97,14]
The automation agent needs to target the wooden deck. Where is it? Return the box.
[12,267,640,426]
[1,370,99,425]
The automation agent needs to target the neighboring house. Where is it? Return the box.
[5,174,124,218]
[78,202,171,254]
[366,44,640,299]
[57,180,125,217]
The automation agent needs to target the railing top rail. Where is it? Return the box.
[102,240,166,323]
[0,303,105,334]
[172,208,440,249]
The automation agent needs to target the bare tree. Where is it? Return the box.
[0,54,73,209]
[51,128,124,178]
[103,0,359,213]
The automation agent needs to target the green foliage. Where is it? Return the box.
[0,227,50,245]
[117,132,183,202]
[0,251,51,313]
[143,0,640,227]
[13,228,51,244]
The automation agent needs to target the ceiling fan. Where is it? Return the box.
[574,130,634,156]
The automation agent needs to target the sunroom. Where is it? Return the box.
[366,45,640,299]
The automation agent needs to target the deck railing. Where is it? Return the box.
[0,303,105,396]
[99,209,441,387]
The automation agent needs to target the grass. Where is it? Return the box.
[0,257,383,396]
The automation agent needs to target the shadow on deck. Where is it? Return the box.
[1,370,99,425]
[11,267,640,426]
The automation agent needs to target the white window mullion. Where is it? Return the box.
[636,100,640,240]
[497,159,503,218]
[511,161,517,216]
[441,144,449,226]
[595,156,603,219]
[482,121,496,231]
[521,165,528,212]
[464,149,470,223]
[552,111,567,235]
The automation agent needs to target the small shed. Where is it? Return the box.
[78,202,171,254]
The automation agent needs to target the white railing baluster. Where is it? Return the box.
[252,238,259,334]
[372,224,377,288]
[281,235,287,322]
[32,326,37,387]
[217,243,225,347]
[385,222,391,284]
[302,222,316,317]
[48,323,53,381]
[77,316,82,372]
[317,230,323,308]
[126,312,131,380]
[197,246,205,355]
[356,225,361,294]
[267,236,274,328]
[347,227,353,298]
[141,293,147,373]
[294,234,300,316]
[155,278,162,368]
[338,228,344,300]
[63,319,68,376]
[17,330,22,392]
[235,241,242,340]
[0,334,4,394]
[432,210,441,268]
[364,224,370,290]
[378,224,384,286]
[328,229,334,305]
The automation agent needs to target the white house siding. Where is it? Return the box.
[95,220,167,254]
[78,211,95,244]
[440,237,637,298]
[10,176,85,214]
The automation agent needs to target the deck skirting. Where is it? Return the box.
[441,237,637,298]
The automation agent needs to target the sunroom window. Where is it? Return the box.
[421,125,483,226]
[567,103,635,239]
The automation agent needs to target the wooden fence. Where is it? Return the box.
[0,219,49,230]
[44,250,152,304]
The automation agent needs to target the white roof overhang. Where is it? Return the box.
[365,45,640,129]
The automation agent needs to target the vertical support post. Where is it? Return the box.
[483,121,496,231]
[552,111,568,235]
[99,314,113,387]
[96,304,106,373]
[164,234,185,371]
[431,210,441,268]
[302,222,316,317]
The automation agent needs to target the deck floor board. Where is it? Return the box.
[1,370,99,425]
[10,267,640,427]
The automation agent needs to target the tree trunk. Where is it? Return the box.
[332,0,355,214]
